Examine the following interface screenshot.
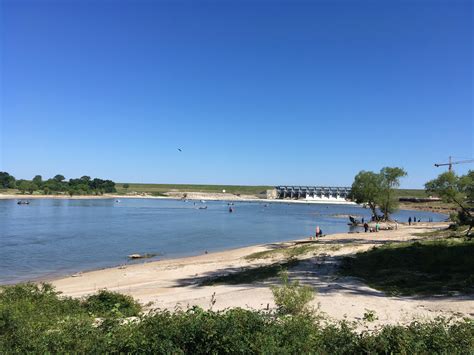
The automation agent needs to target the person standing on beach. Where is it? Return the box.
[315,226,320,239]
[363,222,369,233]
[408,217,412,225]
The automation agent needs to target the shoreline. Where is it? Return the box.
[48,222,472,327]
[1,193,449,211]
[0,192,356,205]
[0,193,357,205]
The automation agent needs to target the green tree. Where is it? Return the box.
[377,167,407,220]
[459,170,474,202]
[53,174,66,183]
[32,175,43,188]
[43,179,62,193]
[80,176,91,183]
[123,183,130,190]
[348,171,381,219]
[16,180,31,194]
[0,172,16,189]
[28,183,38,194]
[349,167,407,220]
[425,171,474,235]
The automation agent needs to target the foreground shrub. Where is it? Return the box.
[271,270,314,315]
[82,289,142,317]
[0,283,473,353]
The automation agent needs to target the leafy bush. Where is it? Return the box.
[0,283,473,353]
[271,270,314,315]
[82,289,142,317]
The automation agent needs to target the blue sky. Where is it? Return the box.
[1,0,472,187]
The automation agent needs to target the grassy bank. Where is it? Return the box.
[244,243,342,261]
[394,189,429,198]
[1,283,472,353]
[340,230,474,296]
[115,183,272,196]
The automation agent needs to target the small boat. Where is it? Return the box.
[17,200,30,205]
[348,215,358,224]
[198,206,208,210]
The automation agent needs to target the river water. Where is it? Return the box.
[0,198,446,284]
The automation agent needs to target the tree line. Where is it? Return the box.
[349,166,473,234]
[0,172,116,196]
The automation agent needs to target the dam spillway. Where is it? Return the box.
[271,186,352,203]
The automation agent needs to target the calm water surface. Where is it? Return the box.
[0,198,446,284]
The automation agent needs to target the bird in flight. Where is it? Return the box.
[177,148,182,152]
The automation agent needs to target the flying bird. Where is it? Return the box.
[177,148,182,152]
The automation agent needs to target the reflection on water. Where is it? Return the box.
[0,198,446,284]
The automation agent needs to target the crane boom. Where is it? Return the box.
[434,156,474,171]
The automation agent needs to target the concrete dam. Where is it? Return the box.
[268,186,353,203]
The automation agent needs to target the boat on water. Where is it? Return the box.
[17,200,30,205]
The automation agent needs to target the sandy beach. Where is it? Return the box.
[51,222,473,328]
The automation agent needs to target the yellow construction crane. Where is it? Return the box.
[434,156,474,171]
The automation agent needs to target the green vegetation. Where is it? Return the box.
[1,283,472,353]
[412,225,472,238]
[349,167,407,220]
[340,235,474,296]
[0,172,116,196]
[200,260,300,286]
[245,243,341,261]
[426,170,474,236]
[81,289,142,317]
[0,172,16,189]
[394,189,429,198]
[271,270,314,316]
[363,309,378,322]
[115,183,272,196]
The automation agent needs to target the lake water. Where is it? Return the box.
[0,198,446,284]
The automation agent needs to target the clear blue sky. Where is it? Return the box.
[1,0,472,188]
